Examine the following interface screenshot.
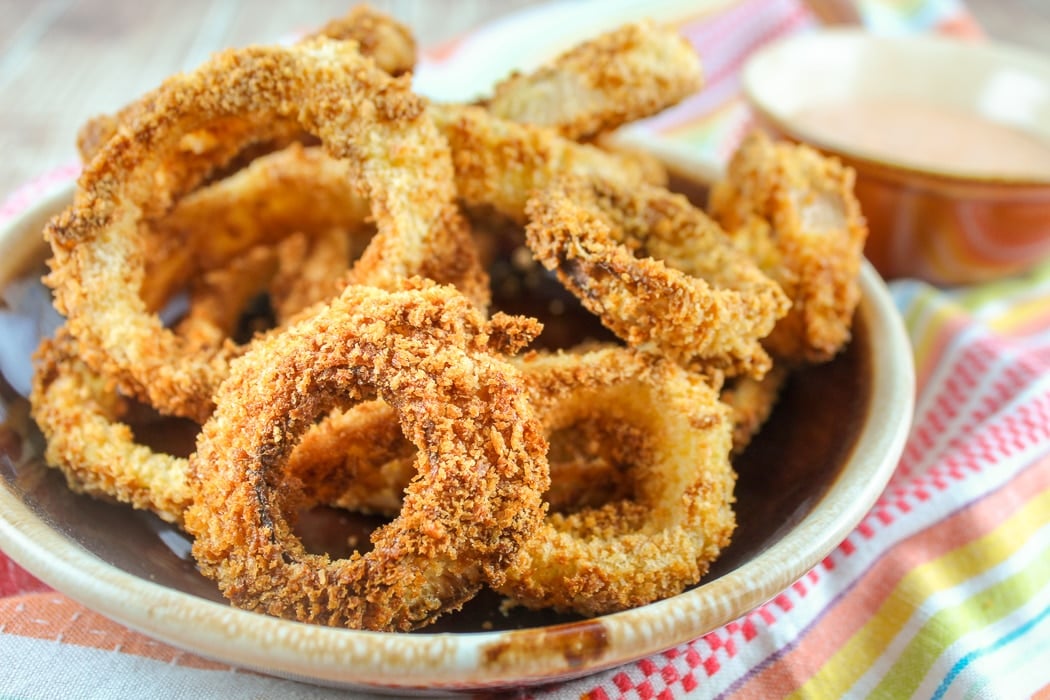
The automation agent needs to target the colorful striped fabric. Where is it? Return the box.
[1,1,1048,698]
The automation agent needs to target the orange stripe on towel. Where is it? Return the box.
[0,592,231,670]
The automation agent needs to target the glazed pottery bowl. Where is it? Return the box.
[743,29,1050,286]
[0,179,913,693]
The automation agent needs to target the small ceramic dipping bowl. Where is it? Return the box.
[743,29,1050,286]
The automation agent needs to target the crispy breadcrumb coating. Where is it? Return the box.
[709,130,868,364]
[486,20,703,140]
[432,103,669,223]
[525,175,790,377]
[185,282,549,631]
[495,346,735,615]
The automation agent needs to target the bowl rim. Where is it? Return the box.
[0,182,915,691]
[742,27,1050,188]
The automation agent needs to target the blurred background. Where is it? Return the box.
[0,0,1046,197]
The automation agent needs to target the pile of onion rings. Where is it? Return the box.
[27,5,867,630]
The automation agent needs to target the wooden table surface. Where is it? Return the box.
[0,0,1046,199]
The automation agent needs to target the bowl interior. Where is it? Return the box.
[0,182,914,690]
[743,28,1050,182]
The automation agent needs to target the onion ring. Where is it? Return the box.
[524,174,790,377]
[184,282,549,631]
[431,103,668,224]
[302,5,416,76]
[173,223,369,356]
[139,144,372,313]
[144,139,488,316]
[486,20,703,140]
[44,39,485,422]
[273,344,738,617]
[494,345,735,615]
[173,244,281,350]
[709,130,868,363]
[30,329,192,524]
[183,341,735,617]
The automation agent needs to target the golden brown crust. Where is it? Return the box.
[487,20,703,140]
[524,175,790,377]
[303,5,417,77]
[184,282,549,631]
[495,346,735,615]
[432,103,668,224]
[709,130,868,364]
[265,344,737,616]
[139,144,370,312]
[30,329,192,524]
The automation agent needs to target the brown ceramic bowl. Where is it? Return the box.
[743,29,1050,286]
[0,177,914,692]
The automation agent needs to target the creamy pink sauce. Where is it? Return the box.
[793,100,1050,178]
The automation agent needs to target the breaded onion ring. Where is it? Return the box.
[486,20,703,141]
[431,103,668,223]
[270,344,737,616]
[171,223,366,352]
[709,130,868,364]
[495,346,735,616]
[30,329,191,524]
[45,40,486,422]
[267,226,361,324]
[302,4,416,76]
[173,244,281,350]
[184,282,550,631]
[524,175,790,377]
[140,144,372,313]
[152,139,486,313]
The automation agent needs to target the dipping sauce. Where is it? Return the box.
[793,100,1050,178]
